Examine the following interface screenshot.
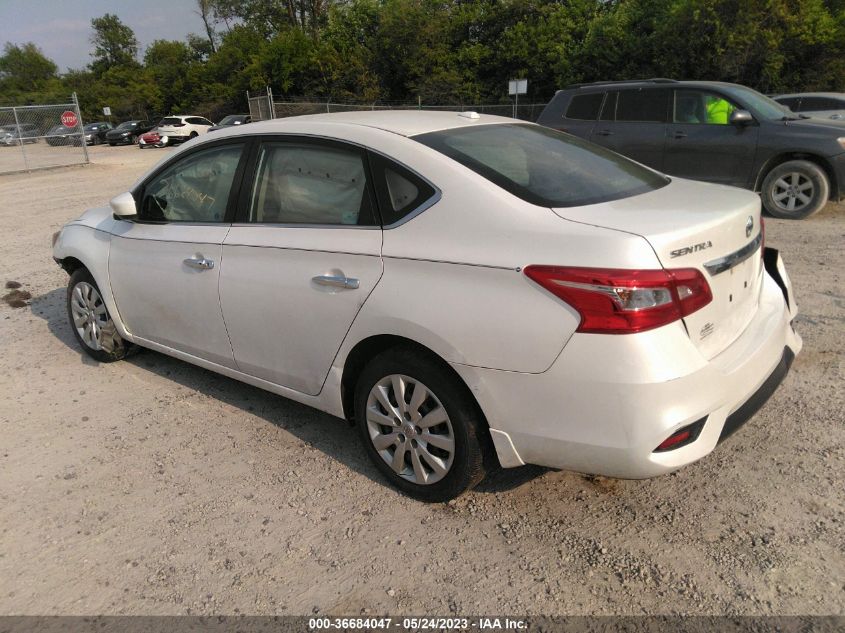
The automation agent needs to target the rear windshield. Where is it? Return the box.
[160,117,182,125]
[414,124,668,207]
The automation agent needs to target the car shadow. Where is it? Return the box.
[31,286,548,495]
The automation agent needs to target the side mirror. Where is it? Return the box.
[110,191,137,218]
[730,109,754,126]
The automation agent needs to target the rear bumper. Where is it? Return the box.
[452,250,801,477]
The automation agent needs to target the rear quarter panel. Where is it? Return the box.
[333,131,664,372]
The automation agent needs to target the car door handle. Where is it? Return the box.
[312,274,359,290]
[673,131,688,139]
[183,257,215,270]
[594,129,613,136]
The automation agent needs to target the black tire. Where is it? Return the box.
[354,347,488,502]
[189,131,198,139]
[108,142,116,146]
[67,268,134,363]
[761,159,829,219]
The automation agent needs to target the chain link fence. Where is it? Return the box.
[0,95,89,175]
[247,88,275,122]
[272,101,549,122]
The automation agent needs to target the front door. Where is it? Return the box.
[664,88,760,187]
[109,142,247,368]
[219,138,384,395]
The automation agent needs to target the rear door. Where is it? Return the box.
[664,88,759,187]
[589,88,669,171]
[219,137,384,395]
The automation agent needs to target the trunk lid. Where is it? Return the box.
[553,177,764,359]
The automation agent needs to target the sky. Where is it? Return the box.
[0,0,211,71]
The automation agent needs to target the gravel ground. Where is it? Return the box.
[0,145,843,616]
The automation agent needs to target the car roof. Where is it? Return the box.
[773,92,844,99]
[561,79,750,92]
[234,110,519,137]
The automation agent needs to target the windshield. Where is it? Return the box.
[116,121,137,130]
[218,115,242,125]
[720,85,795,120]
[415,124,669,207]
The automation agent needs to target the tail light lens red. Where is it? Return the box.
[523,265,712,334]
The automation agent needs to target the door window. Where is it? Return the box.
[565,93,604,120]
[673,90,738,125]
[798,97,844,111]
[616,89,669,122]
[599,92,617,120]
[139,144,244,222]
[247,142,376,225]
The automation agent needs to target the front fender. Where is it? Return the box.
[52,224,131,340]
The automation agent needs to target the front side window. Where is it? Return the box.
[616,88,669,123]
[248,142,376,225]
[415,123,668,207]
[139,144,243,222]
[565,93,604,120]
[674,89,738,125]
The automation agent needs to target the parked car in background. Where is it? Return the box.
[773,93,845,121]
[52,111,801,501]
[138,128,167,149]
[152,115,214,145]
[537,79,845,219]
[46,125,77,146]
[1,123,39,145]
[79,121,113,145]
[208,114,252,132]
[105,120,154,146]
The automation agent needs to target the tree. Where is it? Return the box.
[144,40,196,114]
[196,0,219,53]
[90,14,139,75]
[0,42,58,92]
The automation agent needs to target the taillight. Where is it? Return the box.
[523,266,712,334]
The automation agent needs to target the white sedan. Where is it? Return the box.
[52,111,802,501]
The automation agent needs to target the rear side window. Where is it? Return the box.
[368,152,437,226]
[415,123,668,207]
[617,89,669,122]
[248,142,377,226]
[565,93,604,120]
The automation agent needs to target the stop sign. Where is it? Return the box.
[60,111,78,127]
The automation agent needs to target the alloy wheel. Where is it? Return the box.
[365,374,455,485]
[772,172,814,212]
[70,282,119,353]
